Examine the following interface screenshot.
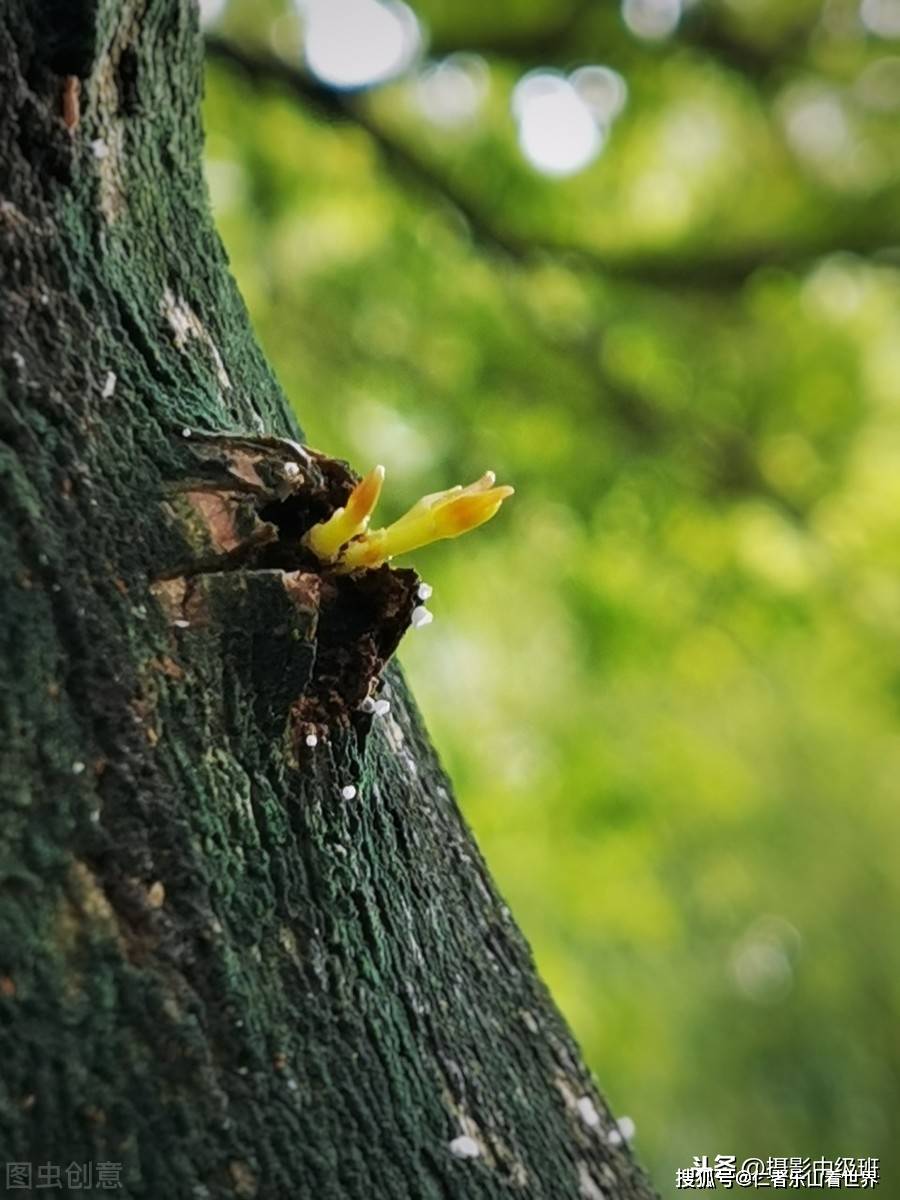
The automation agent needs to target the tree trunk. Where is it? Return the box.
[0,3,658,1197]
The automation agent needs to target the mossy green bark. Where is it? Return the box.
[0,2,658,1196]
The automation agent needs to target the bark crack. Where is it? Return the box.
[152,432,419,742]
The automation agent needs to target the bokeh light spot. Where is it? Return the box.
[199,0,228,27]
[512,72,605,177]
[570,65,629,123]
[856,56,900,109]
[414,54,489,127]
[622,0,682,40]
[298,0,421,91]
[861,0,900,38]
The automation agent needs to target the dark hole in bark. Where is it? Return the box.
[33,1,96,77]
[253,447,356,561]
[294,565,418,732]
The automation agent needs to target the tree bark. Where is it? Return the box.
[0,3,658,1197]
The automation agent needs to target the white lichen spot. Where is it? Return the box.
[373,698,391,717]
[305,732,318,748]
[341,784,357,800]
[400,749,419,777]
[98,125,126,221]
[417,581,433,600]
[181,427,192,438]
[360,696,376,714]
[607,1115,636,1146]
[554,1072,584,1117]
[161,287,232,391]
[411,605,434,628]
[10,350,25,373]
[163,290,194,344]
[283,461,300,479]
[72,761,86,775]
[577,1162,607,1200]
[520,1009,539,1034]
[173,618,191,629]
[381,709,408,758]
[449,1135,480,1160]
[576,1096,600,1128]
[101,371,117,398]
[89,1,142,224]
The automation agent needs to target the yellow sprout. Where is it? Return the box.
[304,467,514,572]
[304,464,385,561]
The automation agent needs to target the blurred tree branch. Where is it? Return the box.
[425,3,807,85]
[424,0,596,66]
[205,37,900,292]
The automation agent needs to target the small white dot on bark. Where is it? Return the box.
[341,785,357,800]
[411,606,433,628]
[616,1115,636,1141]
[449,1136,480,1160]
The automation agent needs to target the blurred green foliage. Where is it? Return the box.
[203,0,900,1189]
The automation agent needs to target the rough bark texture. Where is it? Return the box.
[0,2,659,1197]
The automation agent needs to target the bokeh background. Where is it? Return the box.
[200,0,900,1190]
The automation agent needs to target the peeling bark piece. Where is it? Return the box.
[165,432,363,574]
[173,570,318,739]
[292,564,419,732]
[179,430,348,508]
[61,76,80,132]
